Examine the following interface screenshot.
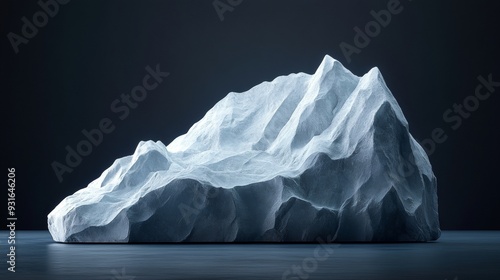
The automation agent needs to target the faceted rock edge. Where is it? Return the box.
[48,55,441,243]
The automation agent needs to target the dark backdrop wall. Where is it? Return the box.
[2,0,499,230]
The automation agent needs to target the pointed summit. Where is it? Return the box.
[313,55,353,79]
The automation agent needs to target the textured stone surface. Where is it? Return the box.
[48,55,440,242]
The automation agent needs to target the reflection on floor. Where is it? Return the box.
[0,231,499,280]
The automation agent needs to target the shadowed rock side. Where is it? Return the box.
[48,55,440,243]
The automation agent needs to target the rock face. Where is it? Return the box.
[48,55,440,243]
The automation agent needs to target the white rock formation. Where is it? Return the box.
[48,55,440,242]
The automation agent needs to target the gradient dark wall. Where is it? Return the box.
[2,0,499,230]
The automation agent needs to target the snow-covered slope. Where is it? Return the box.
[48,55,440,242]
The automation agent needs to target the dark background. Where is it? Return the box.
[1,0,499,230]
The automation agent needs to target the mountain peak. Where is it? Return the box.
[314,55,349,77]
